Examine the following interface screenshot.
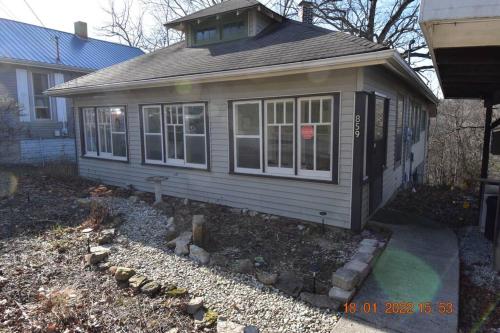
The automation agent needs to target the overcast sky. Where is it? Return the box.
[0,0,131,43]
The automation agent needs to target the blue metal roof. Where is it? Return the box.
[0,18,144,72]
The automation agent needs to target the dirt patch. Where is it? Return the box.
[147,195,387,294]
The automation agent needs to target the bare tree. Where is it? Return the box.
[99,0,146,48]
[313,0,431,72]
[427,100,489,188]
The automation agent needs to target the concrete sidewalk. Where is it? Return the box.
[334,211,460,333]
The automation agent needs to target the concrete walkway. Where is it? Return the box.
[334,209,460,333]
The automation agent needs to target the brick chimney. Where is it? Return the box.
[299,1,314,24]
[74,21,88,39]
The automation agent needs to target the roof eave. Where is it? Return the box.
[47,49,437,108]
[47,49,393,96]
[0,57,94,74]
[164,4,281,30]
[387,52,439,106]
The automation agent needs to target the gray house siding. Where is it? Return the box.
[361,65,430,222]
[0,63,80,163]
[73,69,357,228]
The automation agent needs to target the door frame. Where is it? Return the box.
[367,92,389,214]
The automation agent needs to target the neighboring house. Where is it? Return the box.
[0,19,144,164]
[48,0,437,230]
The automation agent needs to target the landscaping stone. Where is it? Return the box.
[165,287,187,297]
[248,210,258,217]
[328,286,356,303]
[256,271,278,285]
[114,267,136,282]
[90,246,111,254]
[189,245,210,265]
[167,328,178,333]
[76,198,91,207]
[167,231,192,256]
[187,297,204,314]
[351,252,374,266]
[229,208,242,214]
[165,225,178,242]
[344,260,370,282]
[141,281,161,297]
[276,271,303,297]
[97,262,111,271]
[203,309,218,327]
[84,251,109,265]
[244,326,260,333]
[193,309,205,324]
[128,275,148,290]
[97,228,115,245]
[331,267,359,290]
[299,292,340,310]
[217,320,245,333]
[357,245,378,256]
[192,215,206,247]
[360,238,379,247]
[232,259,254,274]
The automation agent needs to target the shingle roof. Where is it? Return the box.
[53,20,387,91]
[0,18,144,72]
[166,0,262,26]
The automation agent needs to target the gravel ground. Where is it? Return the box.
[457,226,499,292]
[98,196,341,333]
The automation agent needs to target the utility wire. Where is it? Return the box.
[0,0,17,19]
[23,0,45,27]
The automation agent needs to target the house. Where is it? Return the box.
[0,19,143,164]
[47,0,437,230]
[420,0,500,269]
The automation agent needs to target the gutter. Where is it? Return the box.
[46,49,437,105]
[0,58,94,74]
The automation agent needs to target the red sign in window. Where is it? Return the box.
[301,126,314,140]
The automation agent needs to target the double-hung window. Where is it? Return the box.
[32,73,51,120]
[298,96,333,179]
[143,105,163,163]
[141,103,208,169]
[81,106,127,160]
[229,94,339,182]
[265,99,294,175]
[233,101,262,173]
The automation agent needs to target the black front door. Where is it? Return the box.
[368,94,388,214]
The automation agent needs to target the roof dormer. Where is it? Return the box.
[165,0,282,46]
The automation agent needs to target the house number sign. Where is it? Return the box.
[354,114,361,138]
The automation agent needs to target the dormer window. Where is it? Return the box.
[195,26,218,43]
[222,20,245,39]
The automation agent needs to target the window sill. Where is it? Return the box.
[142,161,210,171]
[81,155,129,163]
[230,170,338,184]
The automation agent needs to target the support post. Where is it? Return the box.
[480,102,493,180]
[192,215,206,247]
[479,102,493,222]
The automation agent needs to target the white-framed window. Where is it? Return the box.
[297,96,333,180]
[82,108,97,156]
[143,105,163,163]
[81,106,127,160]
[265,99,294,175]
[140,103,208,169]
[229,94,339,182]
[32,72,51,120]
[233,100,262,174]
